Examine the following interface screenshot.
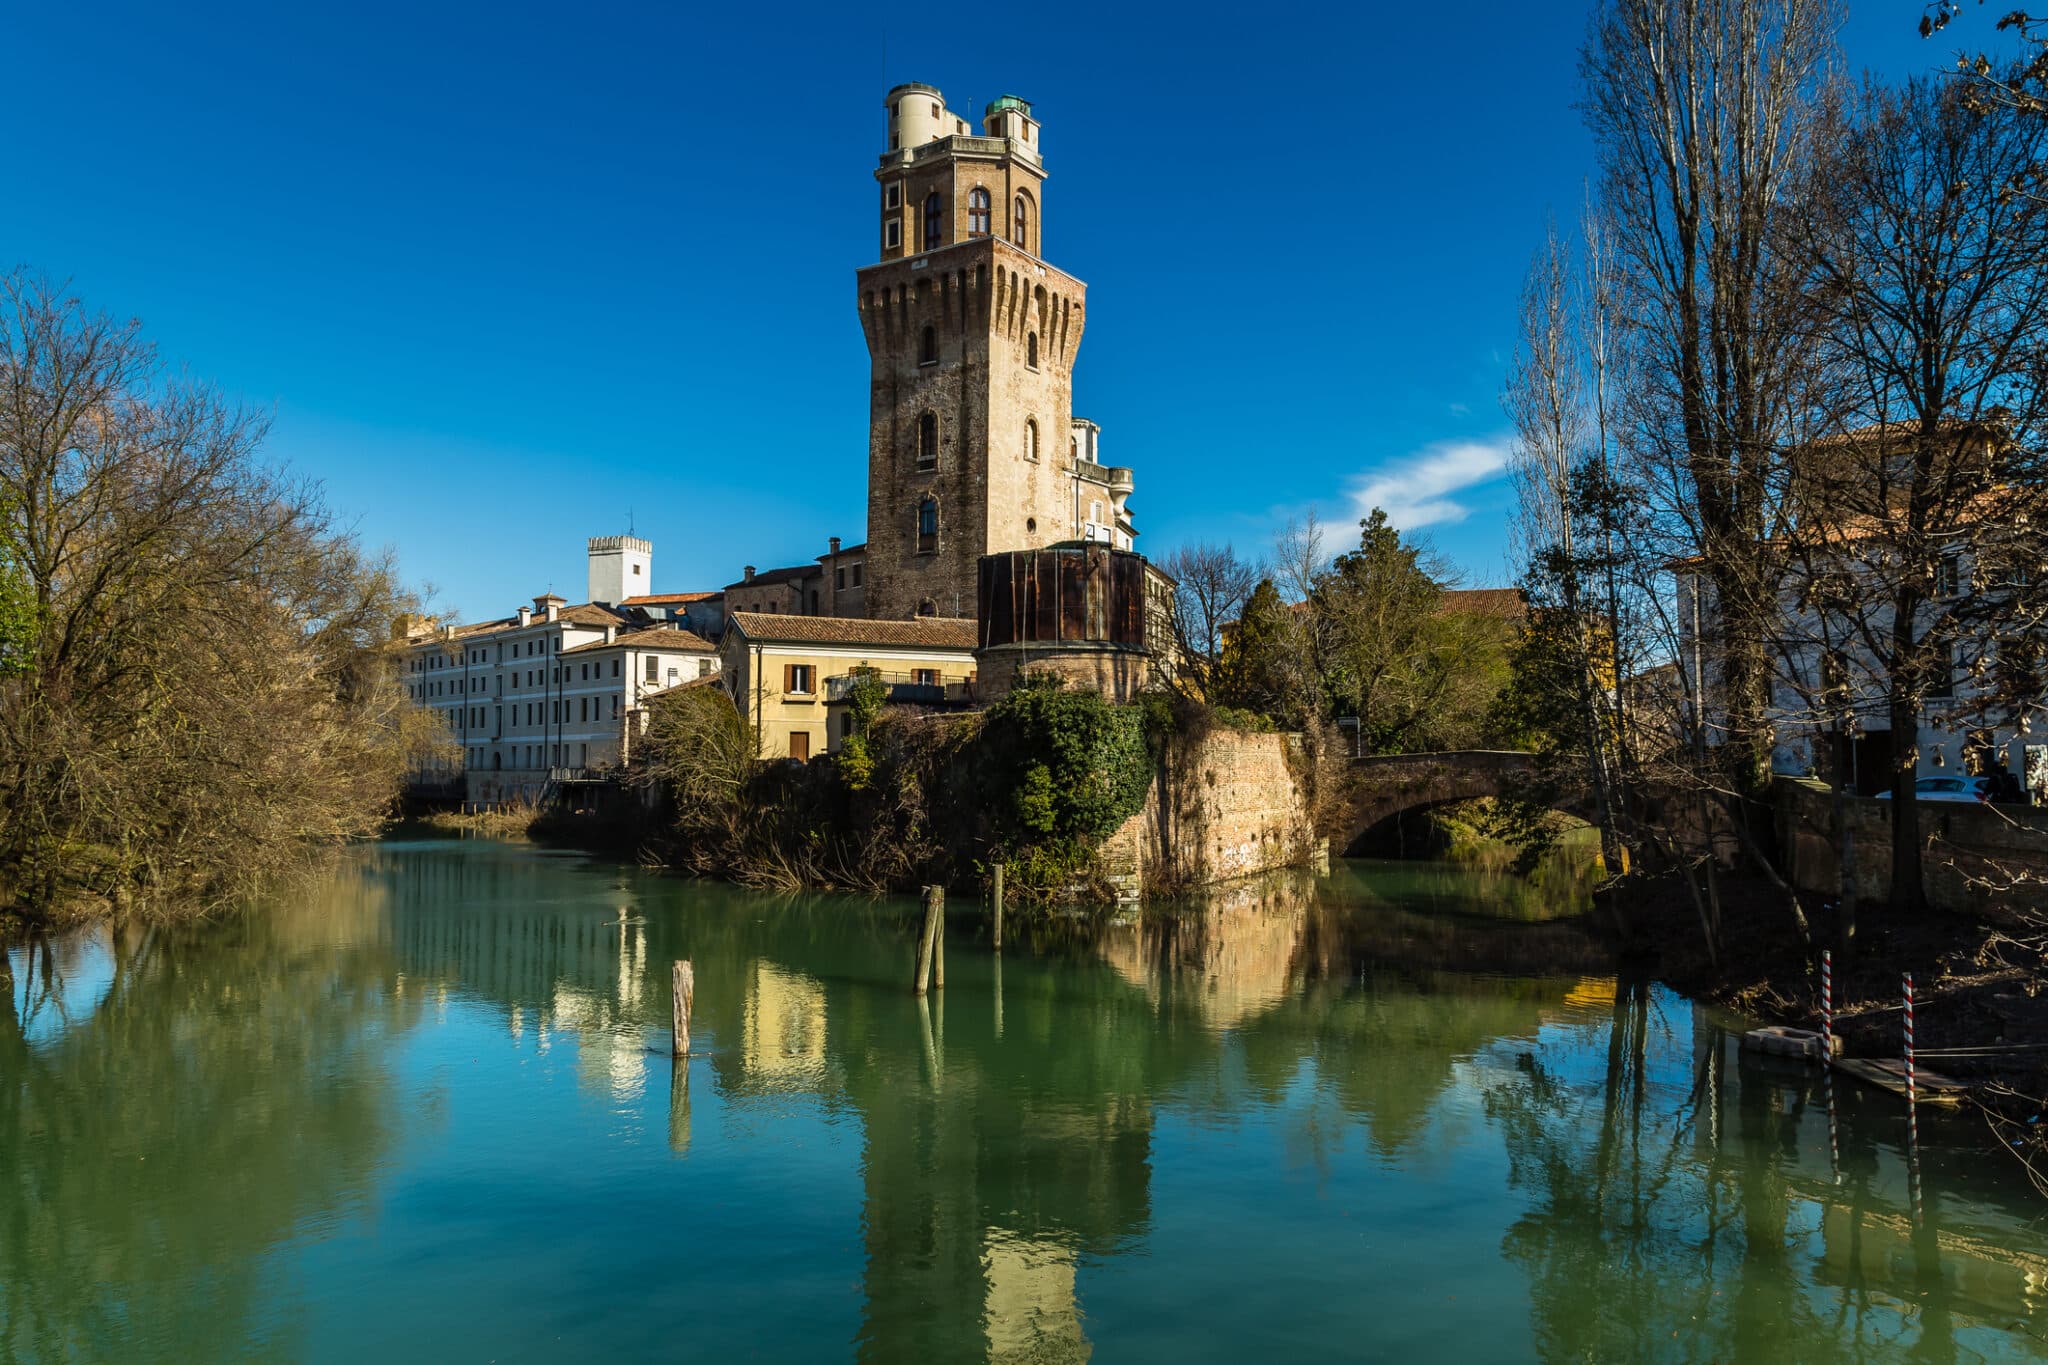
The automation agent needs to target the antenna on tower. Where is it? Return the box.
[629,507,636,537]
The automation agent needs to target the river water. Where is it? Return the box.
[4,840,2045,1362]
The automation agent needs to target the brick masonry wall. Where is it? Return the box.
[975,644,1148,703]
[858,238,1085,621]
[1103,730,1316,893]
[1775,777,2048,924]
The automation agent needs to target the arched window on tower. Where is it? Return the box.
[968,187,991,237]
[917,497,939,554]
[917,412,939,471]
[923,193,944,251]
[919,325,938,365]
[1026,332,1038,369]
[1012,192,1031,250]
[1024,418,1039,463]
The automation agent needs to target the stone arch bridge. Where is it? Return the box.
[1331,751,1594,855]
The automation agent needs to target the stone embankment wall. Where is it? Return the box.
[1775,777,2048,924]
[1102,730,1315,895]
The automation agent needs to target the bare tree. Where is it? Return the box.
[1503,220,1631,880]
[1159,541,1260,702]
[0,271,431,915]
[1583,0,1841,800]
[1775,76,2048,917]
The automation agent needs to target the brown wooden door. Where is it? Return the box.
[789,731,810,762]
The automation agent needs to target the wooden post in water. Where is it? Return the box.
[914,886,939,995]
[932,885,945,991]
[668,1055,691,1155]
[991,863,1005,951]
[672,960,694,1056]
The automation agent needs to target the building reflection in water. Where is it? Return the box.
[21,842,2019,1361]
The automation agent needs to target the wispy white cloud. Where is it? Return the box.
[1344,437,1513,530]
[1447,402,1471,418]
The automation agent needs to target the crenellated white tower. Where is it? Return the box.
[586,535,652,606]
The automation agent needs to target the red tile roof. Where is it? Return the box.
[562,625,717,656]
[1437,588,1527,621]
[621,592,720,606]
[726,612,978,650]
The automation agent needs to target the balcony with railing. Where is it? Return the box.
[825,671,976,707]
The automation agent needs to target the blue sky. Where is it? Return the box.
[7,2,1973,619]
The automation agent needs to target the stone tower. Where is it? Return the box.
[858,84,1087,620]
[586,534,651,607]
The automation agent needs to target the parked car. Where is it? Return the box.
[1876,776,1994,804]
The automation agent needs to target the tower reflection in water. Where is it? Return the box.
[6,844,2045,1361]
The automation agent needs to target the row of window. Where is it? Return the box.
[887,187,1033,253]
[917,325,1037,369]
[411,635,562,673]
[412,656,710,704]
[914,412,1040,471]
[465,744,588,771]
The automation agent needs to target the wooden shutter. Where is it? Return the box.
[784,663,796,693]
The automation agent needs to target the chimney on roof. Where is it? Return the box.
[604,624,617,644]
[829,536,841,555]
[442,624,457,640]
[546,601,560,622]
[518,606,531,627]
[743,565,756,582]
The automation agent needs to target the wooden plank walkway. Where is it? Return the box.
[1831,1056,1969,1105]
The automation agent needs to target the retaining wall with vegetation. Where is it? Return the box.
[1102,729,1316,894]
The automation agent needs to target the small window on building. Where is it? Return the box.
[917,498,939,554]
[698,659,711,677]
[1026,332,1038,369]
[917,411,939,470]
[645,656,659,681]
[1024,418,1039,463]
[885,183,902,209]
[611,659,620,677]
[919,325,938,365]
[785,664,815,695]
[836,567,846,589]
[968,187,991,237]
[923,193,943,251]
[914,668,939,686]
[852,564,863,587]
[885,220,901,250]
[1012,192,1031,249]
[930,101,940,118]
[1070,436,1079,462]
[1936,557,1966,598]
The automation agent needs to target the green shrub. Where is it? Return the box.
[979,673,1153,849]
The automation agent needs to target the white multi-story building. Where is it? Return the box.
[405,538,720,803]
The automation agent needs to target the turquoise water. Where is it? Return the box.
[3,841,2044,1362]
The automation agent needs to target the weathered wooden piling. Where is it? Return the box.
[672,959,694,1056]
[991,863,1006,952]
[932,885,945,991]
[668,1056,691,1155]
[914,886,940,996]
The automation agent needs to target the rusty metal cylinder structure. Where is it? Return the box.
[977,544,1151,650]
[975,545,1158,702]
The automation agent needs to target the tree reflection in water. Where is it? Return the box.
[1,880,421,1362]
[5,845,2047,1362]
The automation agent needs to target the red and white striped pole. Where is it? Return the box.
[1821,949,1834,1051]
[1902,971,1917,1106]
[1904,970,1923,1222]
